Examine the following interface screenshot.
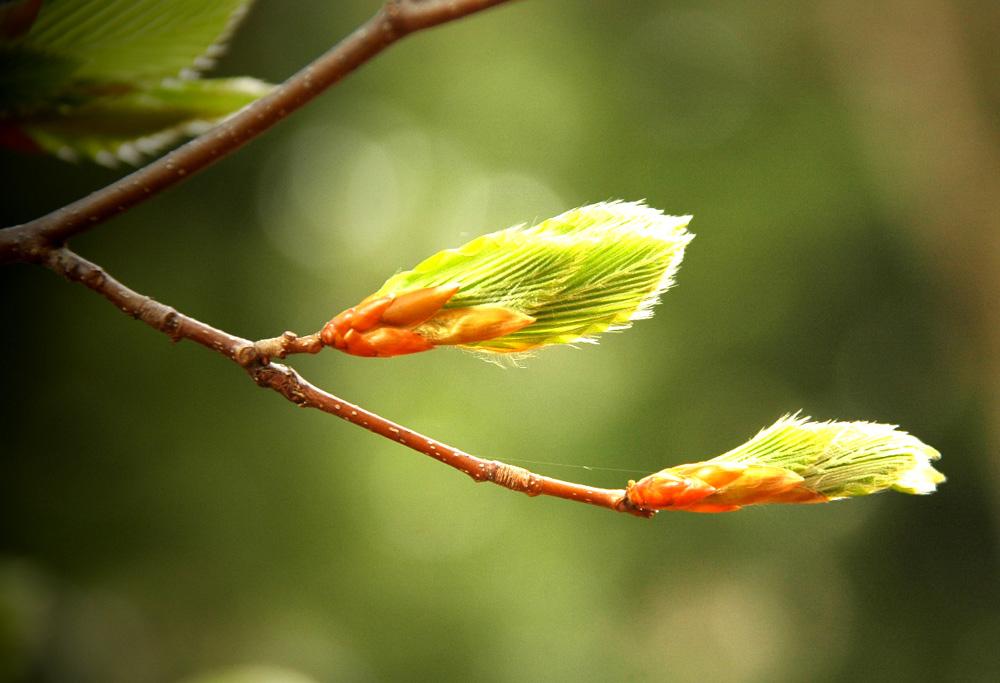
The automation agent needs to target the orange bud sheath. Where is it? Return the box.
[625,468,728,511]
[380,284,461,327]
[338,327,435,357]
[626,461,826,513]
[321,284,535,358]
[322,295,395,343]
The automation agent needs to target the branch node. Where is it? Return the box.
[252,363,309,406]
[487,461,544,496]
[616,494,656,519]
[253,331,323,361]
[136,299,181,339]
[381,1,408,42]
[235,345,261,367]
[81,266,106,289]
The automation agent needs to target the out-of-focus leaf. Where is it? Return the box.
[0,44,79,109]
[24,0,253,84]
[174,665,321,683]
[19,76,272,165]
[0,0,269,163]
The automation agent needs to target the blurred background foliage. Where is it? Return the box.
[2,0,999,681]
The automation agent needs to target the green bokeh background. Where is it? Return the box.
[2,1,999,681]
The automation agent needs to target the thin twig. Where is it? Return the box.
[46,246,651,518]
[252,360,652,518]
[0,0,519,263]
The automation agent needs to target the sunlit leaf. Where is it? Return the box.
[627,414,945,512]
[710,413,945,498]
[321,201,694,358]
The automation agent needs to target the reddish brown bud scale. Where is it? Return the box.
[381,284,461,327]
[345,296,394,333]
[626,470,718,510]
[357,327,436,356]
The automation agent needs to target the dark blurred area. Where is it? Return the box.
[2,1,998,681]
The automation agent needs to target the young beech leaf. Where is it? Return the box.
[0,0,271,164]
[626,414,945,513]
[24,0,254,84]
[18,77,272,165]
[321,201,693,359]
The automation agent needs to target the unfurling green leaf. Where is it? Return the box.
[380,201,693,352]
[626,414,945,513]
[710,414,945,498]
[0,0,271,164]
[321,201,693,358]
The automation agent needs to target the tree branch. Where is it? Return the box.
[45,246,652,518]
[0,0,519,263]
[4,0,654,518]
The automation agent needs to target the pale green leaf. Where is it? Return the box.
[710,414,945,499]
[375,201,693,354]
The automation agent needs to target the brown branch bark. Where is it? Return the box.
[0,0,519,263]
[46,246,652,518]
